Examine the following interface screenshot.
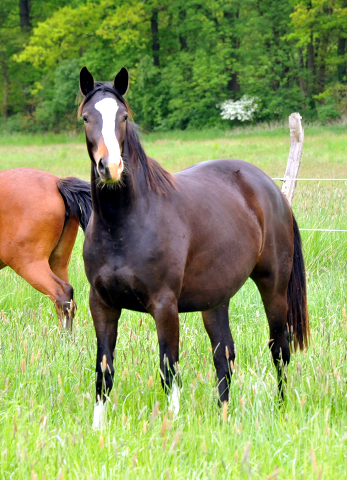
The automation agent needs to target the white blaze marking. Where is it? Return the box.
[168,382,181,417]
[93,401,105,430]
[95,97,122,167]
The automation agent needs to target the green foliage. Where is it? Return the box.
[34,59,82,131]
[316,98,342,123]
[2,0,347,131]
[15,2,105,69]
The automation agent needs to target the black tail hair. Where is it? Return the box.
[287,214,310,351]
[57,177,92,232]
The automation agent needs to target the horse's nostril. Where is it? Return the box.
[99,158,106,175]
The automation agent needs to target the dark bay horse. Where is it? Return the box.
[0,168,92,328]
[79,67,309,427]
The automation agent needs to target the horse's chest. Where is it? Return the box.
[95,261,128,294]
[92,261,146,311]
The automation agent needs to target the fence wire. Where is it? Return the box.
[271,177,347,233]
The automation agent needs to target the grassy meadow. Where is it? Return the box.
[0,123,347,479]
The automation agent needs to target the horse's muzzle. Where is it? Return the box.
[98,157,123,183]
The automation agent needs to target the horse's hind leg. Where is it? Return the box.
[202,302,235,405]
[252,274,290,398]
[49,218,80,329]
[14,261,75,330]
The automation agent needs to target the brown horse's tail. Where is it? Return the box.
[287,213,310,351]
[57,177,92,232]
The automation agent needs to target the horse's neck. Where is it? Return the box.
[90,157,147,227]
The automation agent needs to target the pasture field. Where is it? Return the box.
[0,124,347,479]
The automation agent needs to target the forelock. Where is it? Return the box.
[78,82,126,118]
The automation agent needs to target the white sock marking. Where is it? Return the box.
[168,383,181,417]
[95,98,122,167]
[93,400,105,430]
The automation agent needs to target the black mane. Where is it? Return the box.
[125,123,175,195]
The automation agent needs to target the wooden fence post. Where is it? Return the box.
[281,112,304,205]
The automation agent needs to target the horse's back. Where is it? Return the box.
[176,158,291,238]
[177,158,285,203]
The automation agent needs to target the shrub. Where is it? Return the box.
[316,101,341,124]
[219,95,260,122]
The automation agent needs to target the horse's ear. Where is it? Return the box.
[80,67,94,96]
[113,67,129,96]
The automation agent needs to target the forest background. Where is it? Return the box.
[1,0,347,133]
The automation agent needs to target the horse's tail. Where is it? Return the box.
[287,213,310,351]
[57,177,92,232]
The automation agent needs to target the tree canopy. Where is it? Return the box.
[1,0,346,131]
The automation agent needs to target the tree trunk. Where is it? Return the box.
[338,0,347,83]
[337,37,347,84]
[179,33,187,51]
[19,0,31,31]
[227,73,240,94]
[151,9,160,67]
[298,47,305,100]
[306,39,315,96]
[0,51,9,121]
[317,35,328,94]
[224,7,240,96]
[178,7,187,51]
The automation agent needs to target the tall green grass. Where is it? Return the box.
[0,125,347,478]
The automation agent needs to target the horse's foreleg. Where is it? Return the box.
[89,288,120,429]
[149,293,181,415]
[202,302,235,405]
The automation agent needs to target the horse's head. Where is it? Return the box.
[79,67,129,184]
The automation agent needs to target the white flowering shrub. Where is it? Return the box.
[219,95,260,122]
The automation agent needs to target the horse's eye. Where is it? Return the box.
[82,115,88,123]
[124,114,128,122]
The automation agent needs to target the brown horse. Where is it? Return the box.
[79,67,310,427]
[0,167,92,328]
